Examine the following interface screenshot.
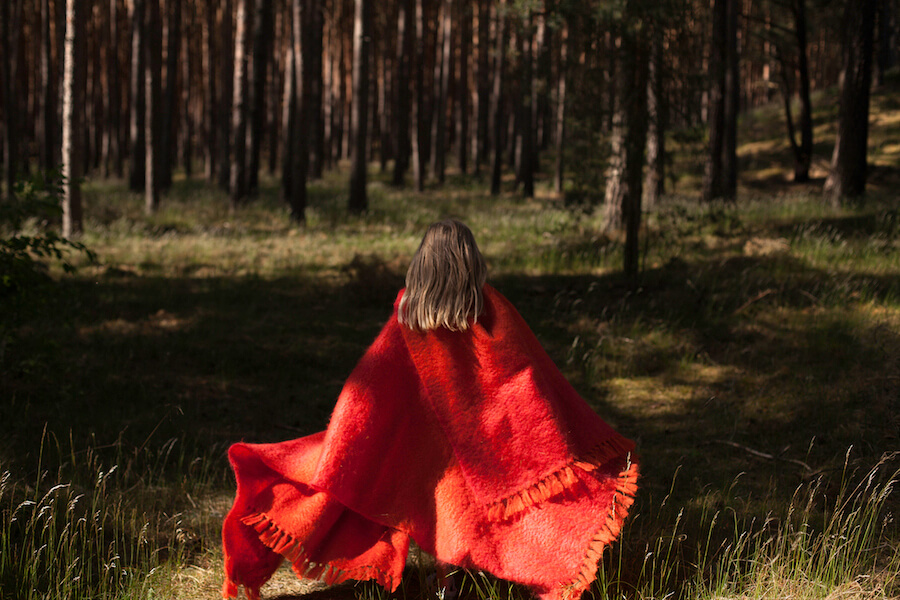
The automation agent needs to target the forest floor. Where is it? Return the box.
[1,83,899,600]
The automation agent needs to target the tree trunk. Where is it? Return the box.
[721,0,740,199]
[217,0,234,191]
[702,0,726,202]
[794,0,813,182]
[519,14,535,198]
[308,0,324,179]
[643,30,666,207]
[411,0,427,191]
[145,0,163,213]
[285,0,309,222]
[603,23,648,285]
[473,0,490,173]
[39,0,58,172]
[430,0,452,184]
[824,0,876,204]
[348,0,371,212]
[247,0,273,196]
[203,0,217,180]
[129,0,147,192]
[876,0,897,85]
[181,2,194,177]
[62,0,86,235]
[392,0,412,185]
[230,0,250,205]
[457,0,470,175]
[489,0,508,196]
[553,19,568,195]
[161,0,182,191]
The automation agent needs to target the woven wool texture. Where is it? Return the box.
[222,285,639,600]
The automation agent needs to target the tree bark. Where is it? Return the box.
[553,19,568,195]
[824,0,876,204]
[348,0,372,212]
[230,0,250,205]
[217,0,234,191]
[308,0,324,179]
[474,0,490,173]
[457,0,470,175]
[129,0,147,192]
[411,0,427,191]
[247,0,273,196]
[392,0,412,185]
[643,30,667,207]
[721,0,740,199]
[145,0,163,213]
[702,0,726,202]
[203,0,217,180]
[39,0,58,172]
[285,0,309,222]
[519,13,535,198]
[161,0,182,191]
[430,0,452,184]
[62,0,86,235]
[490,0,508,196]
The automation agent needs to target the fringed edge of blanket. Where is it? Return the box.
[486,434,636,522]
[228,512,399,595]
[561,457,640,600]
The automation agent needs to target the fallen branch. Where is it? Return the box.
[712,439,816,475]
[733,288,776,315]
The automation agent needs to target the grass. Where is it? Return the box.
[2,84,899,600]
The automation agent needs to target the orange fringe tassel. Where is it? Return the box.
[239,512,396,592]
[561,458,640,600]
[486,435,635,521]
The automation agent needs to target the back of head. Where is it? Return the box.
[399,219,487,331]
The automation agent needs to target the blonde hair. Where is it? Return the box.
[399,220,487,331]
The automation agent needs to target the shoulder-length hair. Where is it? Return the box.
[399,219,487,331]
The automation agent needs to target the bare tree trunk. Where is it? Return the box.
[794,0,813,182]
[129,0,147,191]
[348,0,371,212]
[721,0,740,199]
[39,0,58,172]
[203,0,217,180]
[282,44,299,215]
[247,0,273,196]
[490,0,508,196]
[876,0,897,85]
[430,0,452,184]
[181,2,194,177]
[392,0,412,185]
[411,0,427,191]
[285,0,310,222]
[308,0,324,179]
[603,22,648,284]
[457,0,470,175]
[519,13,535,198]
[230,0,250,205]
[217,0,234,191]
[553,19,568,195]
[702,0,726,202]
[643,31,666,207]
[825,0,876,204]
[161,0,182,190]
[473,0,490,173]
[62,0,86,235]
[145,0,163,213]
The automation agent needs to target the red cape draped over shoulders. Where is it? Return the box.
[222,285,639,600]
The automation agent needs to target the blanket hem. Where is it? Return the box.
[486,435,636,522]
[560,457,640,600]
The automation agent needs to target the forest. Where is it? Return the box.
[1,0,900,599]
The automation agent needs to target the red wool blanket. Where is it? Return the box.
[222,285,639,600]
